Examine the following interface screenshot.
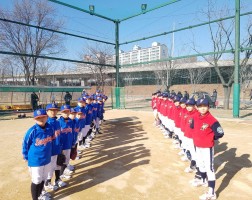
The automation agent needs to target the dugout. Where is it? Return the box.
[0,86,90,111]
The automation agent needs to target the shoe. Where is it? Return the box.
[98,131,102,134]
[60,174,71,180]
[173,140,179,144]
[38,195,51,200]
[84,143,91,148]
[41,191,51,198]
[80,144,86,149]
[199,192,217,200]
[91,132,96,138]
[191,179,208,187]
[64,168,73,174]
[178,150,185,156]
[77,150,82,154]
[181,155,189,162]
[67,164,75,171]
[173,144,181,149]
[55,180,67,188]
[44,182,57,191]
[184,167,196,173]
[164,135,170,139]
[75,156,80,160]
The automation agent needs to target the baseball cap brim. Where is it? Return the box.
[61,109,70,112]
[34,115,48,119]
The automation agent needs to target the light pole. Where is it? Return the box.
[166,22,176,91]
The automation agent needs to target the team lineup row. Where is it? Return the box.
[22,90,108,200]
[151,91,224,200]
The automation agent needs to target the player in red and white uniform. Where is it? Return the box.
[191,98,224,200]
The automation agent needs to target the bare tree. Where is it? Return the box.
[0,0,63,85]
[81,43,113,91]
[187,67,210,91]
[0,56,21,84]
[192,0,235,109]
[240,17,252,91]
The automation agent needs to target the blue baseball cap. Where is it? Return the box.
[180,97,187,104]
[70,108,77,113]
[196,98,209,106]
[78,97,84,102]
[97,97,103,101]
[85,95,93,99]
[60,105,71,111]
[34,109,47,119]
[75,107,83,114]
[186,98,196,106]
[163,93,169,98]
[46,103,59,111]
[173,95,181,102]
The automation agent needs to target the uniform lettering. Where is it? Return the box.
[61,127,73,133]
[35,135,53,146]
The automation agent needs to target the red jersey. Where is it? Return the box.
[156,98,161,112]
[167,101,175,120]
[160,99,165,115]
[180,107,187,132]
[173,106,181,128]
[184,109,198,139]
[192,111,224,148]
[163,100,170,117]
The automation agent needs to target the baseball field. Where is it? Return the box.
[0,109,252,200]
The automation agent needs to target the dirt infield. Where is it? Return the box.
[0,110,252,200]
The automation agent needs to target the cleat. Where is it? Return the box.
[44,182,57,191]
[184,167,196,173]
[60,174,71,180]
[178,150,185,156]
[191,179,208,187]
[199,192,217,200]
[181,155,189,162]
[55,180,67,188]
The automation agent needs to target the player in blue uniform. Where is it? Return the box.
[22,109,53,200]
[44,103,67,192]
[58,105,75,180]
[75,97,86,150]
[96,97,104,134]
[82,95,93,148]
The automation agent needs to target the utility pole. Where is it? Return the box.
[233,0,240,117]
[167,22,175,91]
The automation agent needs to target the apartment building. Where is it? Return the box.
[107,42,168,65]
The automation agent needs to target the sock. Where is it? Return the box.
[190,160,196,169]
[45,179,51,186]
[38,181,44,197]
[60,164,67,175]
[55,170,60,182]
[195,167,201,179]
[83,136,87,144]
[200,172,207,183]
[31,183,40,200]
[208,181,215,194]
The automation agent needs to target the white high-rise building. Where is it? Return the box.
[107,42,168,65]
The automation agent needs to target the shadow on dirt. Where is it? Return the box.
[215,142,252,197]
[53,116,150,199]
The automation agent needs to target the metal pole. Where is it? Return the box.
[233,0,240,117]
[115,20,120,108]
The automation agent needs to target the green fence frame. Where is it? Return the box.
[111,87,125,109]
[0,0,250,116]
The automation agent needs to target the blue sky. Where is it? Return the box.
[1,0,252,70]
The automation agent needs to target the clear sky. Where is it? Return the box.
[1,0,252,70]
